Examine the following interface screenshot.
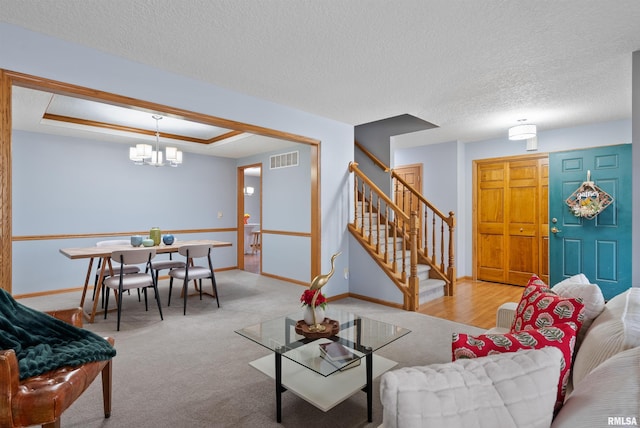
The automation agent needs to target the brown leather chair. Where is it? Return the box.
[0,307,114,428]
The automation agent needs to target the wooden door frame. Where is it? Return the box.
[0,69,321,292]
[472,152,549,283]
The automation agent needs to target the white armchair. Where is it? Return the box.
[485,301,517,333]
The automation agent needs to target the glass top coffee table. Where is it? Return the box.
[235,309,410,423]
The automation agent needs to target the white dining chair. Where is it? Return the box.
[168,244,219,315]
[104,248,163,331]
[93,239,141,307]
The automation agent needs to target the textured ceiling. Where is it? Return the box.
[2,1,640,148]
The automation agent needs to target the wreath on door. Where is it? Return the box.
[565,171,613,219]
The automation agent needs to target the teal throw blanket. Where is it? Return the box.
[0,289,116,380]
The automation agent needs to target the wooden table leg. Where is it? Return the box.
[79,257,95,308]
[88,257,108,323]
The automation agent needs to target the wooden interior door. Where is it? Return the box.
[394,164,422,232]
[476,161,507,283]
[507,159,542,285]
[475,154,548,285]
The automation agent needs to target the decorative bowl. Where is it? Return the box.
[162,234,175,245]
[142,238,155,247]
[294,319,340,339]
[130,235,143,247]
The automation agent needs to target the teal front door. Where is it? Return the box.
[549,144,632,300]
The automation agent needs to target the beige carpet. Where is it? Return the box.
[18,270,484,428]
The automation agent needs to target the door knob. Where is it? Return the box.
[551,227,562,234]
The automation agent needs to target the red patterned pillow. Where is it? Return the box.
[511,275,585,333]
[452,323,578,411]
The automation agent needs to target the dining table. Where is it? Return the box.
[60,239,232,323]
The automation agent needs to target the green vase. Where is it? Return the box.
[149,227,161,246]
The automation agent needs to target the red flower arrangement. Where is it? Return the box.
[300,289,327,309]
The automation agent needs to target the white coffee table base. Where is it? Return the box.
[250,353,397,413]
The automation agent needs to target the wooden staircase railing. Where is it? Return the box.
[352,141,456,304]
[354,140,389,172]
[391,170,456,295]
[349,161,420,310]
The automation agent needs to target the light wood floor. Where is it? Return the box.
[418,278,525,329]
[243,253,260,274]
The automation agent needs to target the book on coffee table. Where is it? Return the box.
[319,342,361,371]
[319,352,361,371]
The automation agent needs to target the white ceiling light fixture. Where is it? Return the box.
[243,186,255,196]
[508,119,538,151]
[129,115,183,167]
[508,120,537,141]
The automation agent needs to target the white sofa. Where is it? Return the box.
[380,284,640,428]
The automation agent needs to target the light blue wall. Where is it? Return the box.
[393,140,459,215]
[348,234,404,305]
[238,145,314,282]
[13,132,239,233]
[1,23,354,297]
[263,147,311,232]
[12,130,239,293]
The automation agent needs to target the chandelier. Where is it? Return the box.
[129,115,183,167]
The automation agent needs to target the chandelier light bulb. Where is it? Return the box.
[129,114,183,167]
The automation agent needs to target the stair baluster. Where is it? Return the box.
[348,160,455,311]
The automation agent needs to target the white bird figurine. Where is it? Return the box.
[308,252,341,332]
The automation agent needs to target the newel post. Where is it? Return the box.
[446,211,456,296]
[407,211,419,311]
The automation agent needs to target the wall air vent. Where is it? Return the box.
[270,151,299,170]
